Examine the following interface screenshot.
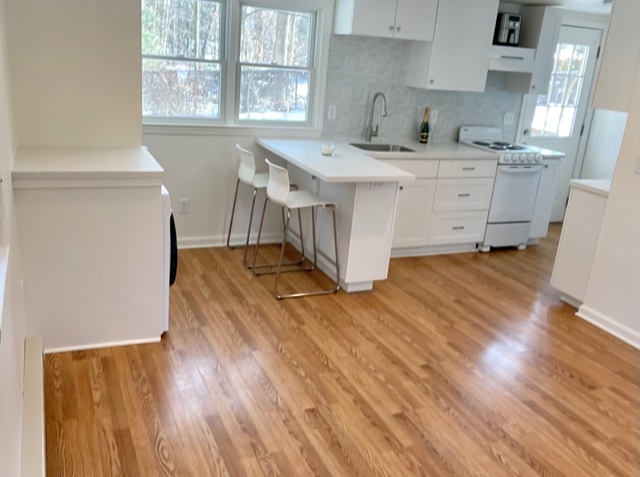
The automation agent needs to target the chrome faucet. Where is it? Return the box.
[365,92,387,142]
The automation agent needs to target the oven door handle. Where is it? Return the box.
[499,167,541,175]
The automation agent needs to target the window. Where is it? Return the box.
[239,6,314,123]
[142,0,223,119]
[141,0,330,127]
[531,42,590,138]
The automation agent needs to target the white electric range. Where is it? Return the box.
[459,126,544,251]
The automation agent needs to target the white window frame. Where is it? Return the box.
[143,0,333,131]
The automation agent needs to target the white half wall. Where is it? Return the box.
[580,108,627,179]
[579,62,640,349]
[5,0,142,147]
[0,1,29,475]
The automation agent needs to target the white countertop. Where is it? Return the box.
[257,139,415,183]
[13,145,164,188]
[569,179,611,198]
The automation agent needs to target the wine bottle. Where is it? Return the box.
[419,107,430,144]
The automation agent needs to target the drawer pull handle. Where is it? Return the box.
[452,226,465,230]
[462,167,476,171]
[458,193,471,197]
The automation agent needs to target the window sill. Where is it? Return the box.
[142,122,323,138]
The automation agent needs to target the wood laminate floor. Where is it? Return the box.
[45,225,639,477]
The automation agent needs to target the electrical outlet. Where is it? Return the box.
[179,198,190,214]
[503,112,515,126]
[327,105,337,120]
[430,109,438,124]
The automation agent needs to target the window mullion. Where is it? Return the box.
[225,0,241,125]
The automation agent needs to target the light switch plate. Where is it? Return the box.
[327,105,337,121]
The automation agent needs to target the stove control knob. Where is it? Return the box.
[527,154,534,163]
[535,154,543,163]
[504,154,512,163]
[518,155,526,163]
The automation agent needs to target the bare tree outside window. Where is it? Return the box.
[142,0,222,118]
[239,6,313,122]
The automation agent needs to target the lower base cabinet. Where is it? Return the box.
[391,179,436,248]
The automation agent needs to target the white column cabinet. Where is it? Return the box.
[406,0,499,92]
[392,179,436,248]
[530,158,561,239]
[334,0,438,42]
[592,0,640,112]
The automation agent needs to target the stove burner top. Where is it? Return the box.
[475,141,530,151]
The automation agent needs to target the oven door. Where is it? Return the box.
[488,165,542,223]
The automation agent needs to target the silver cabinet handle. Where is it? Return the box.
[399,186,404,191]
[462,167,475,171]
[452,226,465,230]
[389,26,394,31]
[396,26,401,31]
[458,193,471,197]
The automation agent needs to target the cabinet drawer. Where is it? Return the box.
[438,160,497,178]
[433,178,494,212]
[382,160,439,178]
[427,211,488,246]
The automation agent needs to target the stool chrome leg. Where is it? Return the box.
[242,187,259,268]
[251,200,307,273]
[272,204,340,300]
[226,179,241,248]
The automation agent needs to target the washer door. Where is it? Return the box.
[169,213,178,286]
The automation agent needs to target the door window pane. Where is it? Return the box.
[531,41,591,138]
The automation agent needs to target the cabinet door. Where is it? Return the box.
[351,0,397,38]
[425,0,498,92]
[392,179,436,248]
[394,0,437,41]
[530,159,560,238]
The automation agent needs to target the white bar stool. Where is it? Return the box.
[226,144,302,268]
[252,159,340,300]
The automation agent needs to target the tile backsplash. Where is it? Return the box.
[322,35,523,144]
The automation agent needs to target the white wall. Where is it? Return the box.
[579,62,640,348]
[0,0,29,474]
[580,109,627,179]
[5,0,142,147]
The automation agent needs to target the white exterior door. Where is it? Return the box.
[518,26,602,221]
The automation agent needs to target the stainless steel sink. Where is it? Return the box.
[350,143,415,153]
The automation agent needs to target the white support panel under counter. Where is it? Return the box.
[257,139,412,292]
[13,145,165,352]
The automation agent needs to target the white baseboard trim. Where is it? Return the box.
[44,336,161,354]
[390,243,478,258]
[178,232,283,250]
[576,305,640,350]
[22,336,45,477]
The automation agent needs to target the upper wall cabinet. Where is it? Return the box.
[334,0,438,42]
[502,6,562,96]
[406,0,499,92]
[592,0,640,112]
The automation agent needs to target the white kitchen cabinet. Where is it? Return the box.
[504,6,562,95]
[530,158,561,239]
[433,178,494,212]
[392,179,437,248]
[406,0,499,92]
[427,211,489,246]
[592,0,640,112]
[551,180,610,305]
[334,0,438,42]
